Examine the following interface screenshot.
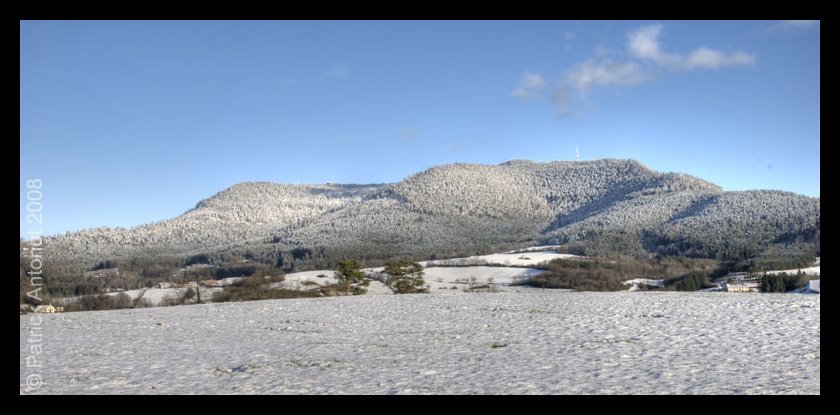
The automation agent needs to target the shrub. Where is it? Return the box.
[665,270,710,291]
[382,260,426,294]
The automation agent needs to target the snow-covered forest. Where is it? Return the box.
[39,159,819,271]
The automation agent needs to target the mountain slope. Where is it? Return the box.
[42,159,819,269]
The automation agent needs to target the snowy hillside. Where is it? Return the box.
[40,159,819,269]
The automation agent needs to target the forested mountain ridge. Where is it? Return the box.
[40,159,819,271]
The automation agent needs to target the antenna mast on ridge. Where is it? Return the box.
[576,146,580,161]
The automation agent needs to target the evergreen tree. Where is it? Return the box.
[335,259,368,295]
[382,260,426,294]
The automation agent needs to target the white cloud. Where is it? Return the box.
[628,25,755,70]
[324,64,348,79]
[777,20,820,30]
[510,24,758,118]
[628,24,677,65]
[567,60,648,91]
[512,73,548,98]
[686,48,755,69]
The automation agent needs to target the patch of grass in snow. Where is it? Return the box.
[288,358,342,368]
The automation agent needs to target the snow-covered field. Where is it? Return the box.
[20,291,819,394]
[422,249,582,267]
[423,267,544,290]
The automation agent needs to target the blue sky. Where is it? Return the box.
[20,20,820,237]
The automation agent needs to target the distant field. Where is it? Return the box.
[20,291,819,394]
[763,265,821,276]
[422,249,583,267]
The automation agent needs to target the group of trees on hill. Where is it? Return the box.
[760,272,809,293]
[528,256,720,291]
[336,259,427,295]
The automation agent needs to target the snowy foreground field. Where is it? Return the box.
[20,291,819,395]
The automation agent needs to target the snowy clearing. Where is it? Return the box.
[279,266,545,293]
[422,250,582,268]
[20,291,819,394]
[422,266,544,290]
[54,286,224,308]
[764,265,820,276]
[276,270,337,288]
[277,270,394,295]
[506,245,568,253]
[623,278,665,291]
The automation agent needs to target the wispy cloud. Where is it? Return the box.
[448,143,467,157]
[628,24,678,66]
[685,48,755,69]
[567,59,648,92]
[563,31,576,52]
[512,73,548,98]
[324,64,348,79]
[551,89,573,117]
[391,128,421,142]
[776,20,820,31]
[629,24,755,70]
